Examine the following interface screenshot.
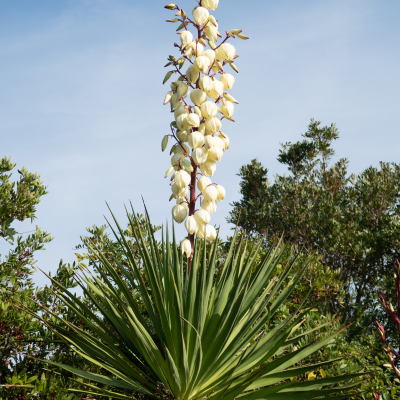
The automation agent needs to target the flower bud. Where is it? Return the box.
[223,92,238,104]
[229,29,242,36]
[190,89,207,105]
[165,165,175,177]
[194,105,202,119]
[219,132,229,150]
[201,198,217,213]
[200,160,217,176]
[205,224,217,241]
[186,113,200,128]
[186,65,200,84]
[208,15,218,27]
[200,101,218,119]
[171,183,189,198]
[170,93,182,109]
[219,73,235,90]
[192,147,208,165]
[221,101,234,118]
[197,176,211,192]
[203,49,216,65]
[216,184,225,201]
[203,185,218,202]
[162,135,169,151]
[177,198,189,210]
[205,116,222,134]
[207,146,223,162]
[199,76,213,92]
[237,33,249,40]
[172,204,187,223]
[216,43,236,61]
[193,56,211,74]
[185,216,198,234]
[180,30,193,46]
[208,80,224,100]
[176,81,189,97]
[192,6,209,25]
[175,169,191,188]
[188,131,204,149]
[181,238,191,257]
[164,91,173,104]
[181,158,194,172]
[202,0,219,11]
[174,105,189,119]
[176,130,189,142]
[204,25,218,42]
[195,209,211,225]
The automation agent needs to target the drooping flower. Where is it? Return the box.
[219,73,235,90]
[192,147,208,165]
[194,209,211,225]
[192,6,209,26]
[172,204,188,223]
[197,176,211,192]
[185,216,198,235]
[180,30,193,46]
[188,131,204,150]
[174,170,191,188]
[202,0,219,11]
[216,184,225,201]
[216,43,236,61]
[200,101,218,119]
[181,238,191,257]
[190,89,207,105]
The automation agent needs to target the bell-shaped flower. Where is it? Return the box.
[207,146,223,162]
[221,101,234,118]
[172,143,190,155]
[176,113,189,130]
[200,160,217,176]
[216,184,225,201]
[203,185,218,202]
[172,204,188,223]
[176,130,189,143]
[174,170,191,188]
[219,132,229,150]
[181,238,191,257]
[188,131,204,149]
[201,198,217,214]
[186,113,200,128]
[192,6,209,26]
[216,43,236,61]
[205,116,222,134]
[177,198,189,210]
[185,216,198,235]
[174,105,189,119]
[188,41,204,57]
[219,73,235,90]
[197,224,206,239]
[171,183,189,198]
[200,101,217,119]
[199,76,213,92]
[171,93,182,109]
[186,65,200,84]
[171,153,186,169]
[197,176,211,192]
[202,0,219,10]
[203,49,216,66]
[192,147,208,165]
[204,25,218,42]
[190,89,207,105]
[193,56,211,74]
[205,135,216,149]
[205,224,217,241]
[208,80,224,100]
[176,81,189,97]
[194,209,211,225]
[180,30,193,46]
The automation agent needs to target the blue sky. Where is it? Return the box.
[1,0,399,285]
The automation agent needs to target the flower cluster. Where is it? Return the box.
[162,1,248,258]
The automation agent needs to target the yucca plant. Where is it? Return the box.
[21,207,364,399]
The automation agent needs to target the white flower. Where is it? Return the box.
[188,41,204,57]
[170,93,182,109]
[171,153,186,168]
[171,183,189,198]
[200,160,217,176]
[197,224,206,239]
[204,25,218,42]
[201,198,217,213]
[207,146,223,162]
[198,122,206,135]
[176,130,189,143]
[176,113,188,130]
[205,116,222,134]
[174,105,189,119]
[202,0,219,10]
[197,176,211,192]
[164,91,173,105]
[174,170,191,188]
[203,49,216,65]
[194,209,211,225]
[185,216,198,235]
[199,76,213,92]
[219,132,229,150]
[219,73,235,90]
[186,113,200,128]
[193,56,211,74]
[181,238,191,257]
[192,147,208,165]
[177,198,189,210]
[203,185,218,202]
[208,80,224,100]
[216,43,236,61]
[192,6,209,25]
[180,30,193,46]
[188,131,204,149]
[190,89,207,105]
[172,204,188,223]
[200,101,218,119]
[216,184,225,201]
[172,143,190,155]
[221,101,234,118]
[205,224,217,241]
[186,65,200,84]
